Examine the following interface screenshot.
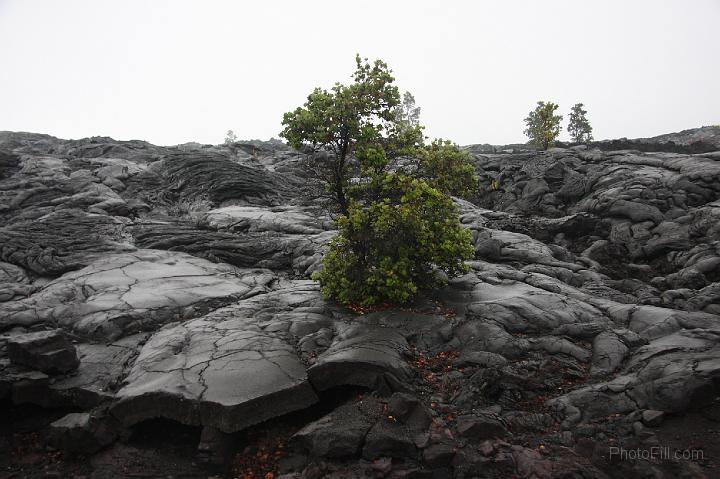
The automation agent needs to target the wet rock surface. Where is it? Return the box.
[0,129,719,478]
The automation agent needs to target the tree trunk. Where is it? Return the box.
[336,182,348,216]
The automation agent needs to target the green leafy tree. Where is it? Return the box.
[280,55,402,215]
[313,173,474,306]
[523,101,563,150]
[567,103,593,143]
[417,139,478,199]
[285,55,473,306]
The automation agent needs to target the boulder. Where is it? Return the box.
[423,443,456,468]
[291,401,377,459]
[308,324,412,392]
[641,409,664,427]
[362,419,418,460]
[456,414,507,440]
[196,426,235,466]
[47,412,121,453]
[7,330,79,374]
[387,393,432,431]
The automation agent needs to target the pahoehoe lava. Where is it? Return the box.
[1,128,719,478]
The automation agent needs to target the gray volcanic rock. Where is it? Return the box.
[132,220,328,274]
[0,261,29,284]
[110,313,319,432]
[104,281,424,433]
[589,330,630,376]
[1,131,719,478]
[0,249,275,339]
[0,261,35,302]
[0,150,20,180]
[0,210,135,276]
[6,329,79,374]
[201,205,330,234]
[44,334,146,408]
[291,400,379,459]
[47,412,121,453]
[0,132,312,280]
[590,126,720,153]
[308,324,413,392]
[123,151,297,209]
[1,270,421,438]
[548,327,720,426]
[647,126,720,148]
[363,419,419,460]
[468,146,720,314]
[456,414,507,440]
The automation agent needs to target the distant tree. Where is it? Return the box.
[417,139,478,199]
[280,55,403,215]
[395,91,421,127]
[523,101,563,150]
[567,103,593,143]
[224,130,237,145]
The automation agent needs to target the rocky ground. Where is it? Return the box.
[1,128,719,479]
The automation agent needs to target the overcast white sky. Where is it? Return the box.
[1,0,718,146]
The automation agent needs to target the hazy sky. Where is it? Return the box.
[1,0,718,146]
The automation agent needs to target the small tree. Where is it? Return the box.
[417,139,478,199]
[395,91,421,127]
[523,101,563,150]
[280,55,402,215]
[383,91,425,163]
[286,55,473,307]
[224,130,237,145]
[567,103,593,143]
[313,173,473,306]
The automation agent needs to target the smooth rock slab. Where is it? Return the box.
[0,249,276,340]
[110,315,319,433]
[308,323,412,392]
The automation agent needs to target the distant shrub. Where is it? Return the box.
[313,173,473,306]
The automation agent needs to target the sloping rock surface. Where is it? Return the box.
[1,130,719,478]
